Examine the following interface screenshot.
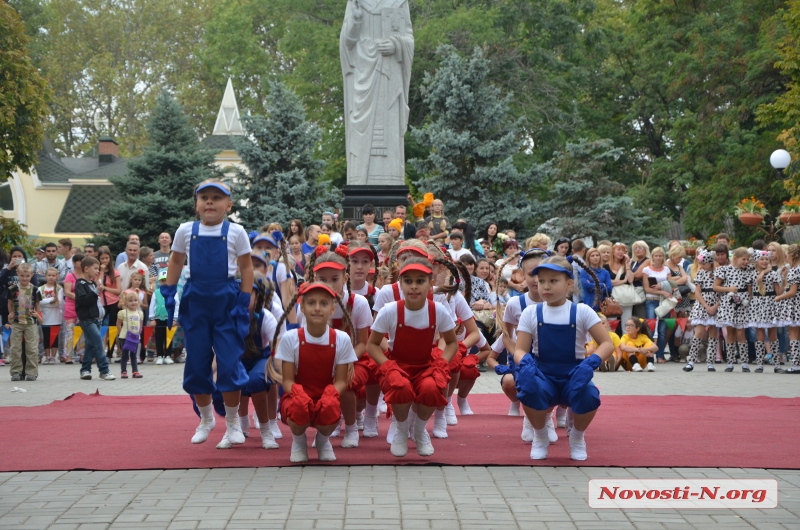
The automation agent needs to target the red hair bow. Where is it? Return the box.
[334,245,349,259]
[315,246,328,257]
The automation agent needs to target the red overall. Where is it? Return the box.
[280,328,341,426]
[377,301,449,408]
[334,294,378,398]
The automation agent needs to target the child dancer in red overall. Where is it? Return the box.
[270,282,357,463]
[368,257,458,457]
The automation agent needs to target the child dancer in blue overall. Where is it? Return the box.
[513,255,613,461]
[162,179,253,447]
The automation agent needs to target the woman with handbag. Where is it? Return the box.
[605,243,636,325]
[630,241,651,318]
[643,247,673,362]
[581,248,614,313]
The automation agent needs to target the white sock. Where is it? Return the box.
[259,425,272,438]
[292,433,306,445]
[315,431,330,446]
[434,408,445,420]
[224,405,240,427]
[396,418,409,436]
[533,427,549,440]
[198,404,213,423]
[238,415,249,432]
[414,417,427,437]
[345,422,358,434]
[570,427,585,441]
[365,403,378,418]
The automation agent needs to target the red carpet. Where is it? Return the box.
[1,392,798,471]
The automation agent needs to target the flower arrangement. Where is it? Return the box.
[734,197,767,216]
[684,237,703,248]
[780,199,800,214]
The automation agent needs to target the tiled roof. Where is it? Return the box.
[201,134,237,151]
[54,185,117,233]
[34,140,130,183]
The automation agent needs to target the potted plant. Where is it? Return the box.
[683,238,703,256]
[779,199,800,225]
[734,197,767,226]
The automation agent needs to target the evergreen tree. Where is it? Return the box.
[534,139,656,243]
[410,46,535,231]
[234,81,340,230]
[91,91,222,249]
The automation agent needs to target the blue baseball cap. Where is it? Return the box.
[531,263,573,279]
[195,181,231,196]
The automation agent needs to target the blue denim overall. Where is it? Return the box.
[516,302,600,414]
[241,310,272,397]
[179,221,248,395]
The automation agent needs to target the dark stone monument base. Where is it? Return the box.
[341,185,410,222]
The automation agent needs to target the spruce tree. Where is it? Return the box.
[92,91,222,249]
[410,46,535,231]
[234,81,340,230]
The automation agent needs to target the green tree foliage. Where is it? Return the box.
[34,0,214,157]
[0,2,49,181]
[534,139,656,242]
[91,92,222,249]
[410,46,535,231]
[233,82,340,230]
[587,0,788,238]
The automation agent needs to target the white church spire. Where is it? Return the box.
[212,78,243,135]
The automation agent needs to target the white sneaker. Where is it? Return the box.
[269,419,282,439]
[99,372,115,380]
[386,419,397,444]
[521,416,534,442]
[555,407,567,428]
[252,412,260,429]
[363,415,379,438]
[239,415,250,437]
[316,433,336,461]
[163,356,174,365]
[415,428,434,457]
[508,401,521,416]
[222,423,245,446]
[390,428,408,457]
[191,418,216,444]
[155,357,164,365]
[569,434,588,461]
[261,430,279,450]
[457,397,474,415]
[444,402,458,425]
[330,416,343,437]
[356,410,365,431]
[290,439,309,463]
[632,363,643,372]
[646,362,655,372]
[341,429,359,448]
[530,436,549,460]
[545,416,558,444]
[80,371,92,380]
[432,413,448,439]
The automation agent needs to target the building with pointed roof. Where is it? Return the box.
[5,80,245,244]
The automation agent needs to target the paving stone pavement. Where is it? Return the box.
[1,360,798,529]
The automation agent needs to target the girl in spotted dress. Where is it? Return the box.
[748,250,782,373]
[713,247,756,372]
[684,250,719,372]
[774,245,800,373]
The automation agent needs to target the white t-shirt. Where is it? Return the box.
[269,261,291,284]
[643,266,670,300]
[257,309,278,349]
[448,247,472,261]
[275,326,357,376]
[38,284,64,326]
[373,282,457,322]
[350,282,371,297]
[171,221,251,278]
[117,259,148,291]
[503,292,538,327]
[297,292,373,331]
[371,300,455,351]
[517,301,600,360]
[441,291,474,341]
[491,335,505,354]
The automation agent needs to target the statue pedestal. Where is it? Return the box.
[341,185,409,222]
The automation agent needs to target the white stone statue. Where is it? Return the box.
[340,0,414,186]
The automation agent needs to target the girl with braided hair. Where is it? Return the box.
[302,249,371,448]
[426,244,481,439]
[775,244,800,373]
[368,257,458,458]
[221,272,282,450]
[515,255,613,461]
[252,231,296,322]
[268,282,357,463]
